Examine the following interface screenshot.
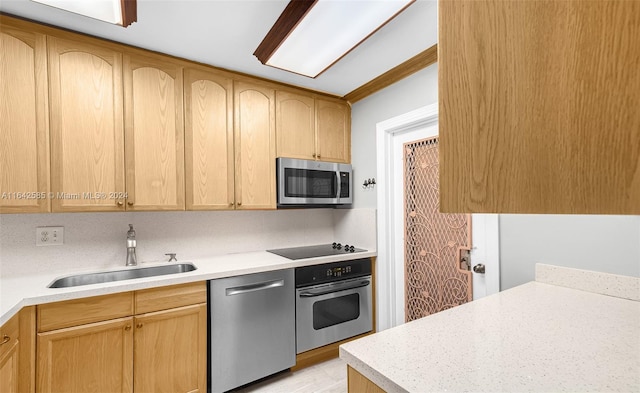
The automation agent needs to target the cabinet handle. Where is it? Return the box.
[312,153,316,158]
[136,323,143,329]
[317,155,321,159]
[237,202,242,206]
[124,325,131,331]
[229,202,234,207]
[117,201,123,207]
[127,201,134,206]
[1,335,9,345]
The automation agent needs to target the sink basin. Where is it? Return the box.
[48,263,197,288]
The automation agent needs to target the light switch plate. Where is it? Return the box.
[36,226,64,246]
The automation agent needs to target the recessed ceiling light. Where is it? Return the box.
[254,0,415,78]
[31,0,137,27]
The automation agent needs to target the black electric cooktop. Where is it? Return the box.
[267,243,366,260]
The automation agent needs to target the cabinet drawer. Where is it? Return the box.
[135,282,206,314]
[38,292,134,332]
[0,312,19,359]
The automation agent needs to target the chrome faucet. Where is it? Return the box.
[126,224,137,266]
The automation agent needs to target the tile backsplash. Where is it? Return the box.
[0,208,376,278]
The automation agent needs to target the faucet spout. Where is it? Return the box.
[126,224,137,266]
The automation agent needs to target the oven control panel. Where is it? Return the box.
[295,258,371,288]
[326,265,352,278]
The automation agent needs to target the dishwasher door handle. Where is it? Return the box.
[225,279,285,296]
[299,280,370,298]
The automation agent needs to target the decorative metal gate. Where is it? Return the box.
[404,137,472,322]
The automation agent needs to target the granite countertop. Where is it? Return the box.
[340,266,640,392]
[0,249,376,325]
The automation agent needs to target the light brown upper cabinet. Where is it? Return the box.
[124,52,185,211]
[276,92,351,164]
[234,81,276,209]
[276,91,316,160]
[48,36,125,212]
[184,67,234,210]
[0,22,50,213]
[316,98,351,164]
[439,0,640,214]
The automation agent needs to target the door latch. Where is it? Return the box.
[459,249,471,271]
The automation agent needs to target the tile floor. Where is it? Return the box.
[231,358,347,393]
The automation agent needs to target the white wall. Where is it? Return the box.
[350,63,439,209]
[500,215,640,289]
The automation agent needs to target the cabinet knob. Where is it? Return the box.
[127,201,134,206]
[124,325,131,331]
[117,201,123,207]
[136,323,143,329]
[312,153,316,158]
[229,202,234,207]
[317,155,321,159]
[1,335,9,345]
[237,202,242,206]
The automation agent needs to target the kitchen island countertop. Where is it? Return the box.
[0,249,376,325]
[340,266,640,392]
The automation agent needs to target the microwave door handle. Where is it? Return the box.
[335,170,341,201]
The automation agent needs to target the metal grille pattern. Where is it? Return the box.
[404,137,472,322]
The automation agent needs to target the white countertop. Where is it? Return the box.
[340,280,640,392]
[0,249,376,326]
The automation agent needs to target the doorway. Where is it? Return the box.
[376,104,500,330]
[403,136,472,321]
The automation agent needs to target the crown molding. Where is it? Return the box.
[343,44,437,104]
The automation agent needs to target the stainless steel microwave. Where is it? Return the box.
[276,158,353,207]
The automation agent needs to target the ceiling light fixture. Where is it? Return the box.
[254,0,415,78]
[31,0,137,27]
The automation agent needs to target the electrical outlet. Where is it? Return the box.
[36,226,64,246]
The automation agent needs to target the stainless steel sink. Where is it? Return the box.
[48,263,197,288]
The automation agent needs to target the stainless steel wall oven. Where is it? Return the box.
[295,258,372,353]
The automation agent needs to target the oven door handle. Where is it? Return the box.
[299,279,370,298]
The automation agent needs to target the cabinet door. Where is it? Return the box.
[48,37,125,212]
[124,53,185,211]
[0,341,19,393]
[234,81,276,209]
[184,68,234,210]
[134,304,207,393]
[316,99,350,163]
[37,317,134,393]
[439,0,640,214]
[276,91,315,160]
[0,313,20,393]
[0,24,50,213]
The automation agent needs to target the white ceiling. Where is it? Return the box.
[0,0,438,97]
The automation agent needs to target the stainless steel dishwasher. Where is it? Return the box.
[209,269,295,393]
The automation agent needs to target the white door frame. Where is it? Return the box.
[375,104,500,331]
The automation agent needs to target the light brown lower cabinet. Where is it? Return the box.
[347,366,386,393]
[134,304,207,393]
[37,317,134,393]
[0,307,36,393]
[35,282,207,393]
